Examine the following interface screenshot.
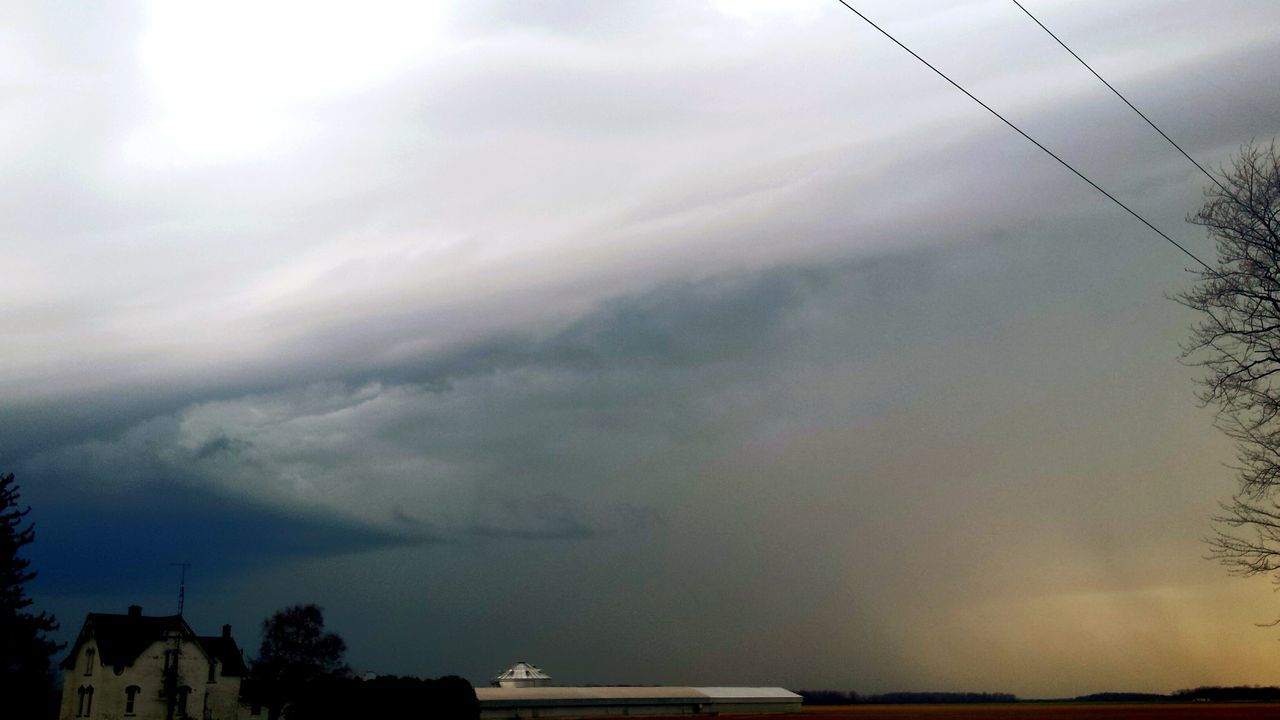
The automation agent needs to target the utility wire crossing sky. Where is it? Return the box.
[834,0,1213,271]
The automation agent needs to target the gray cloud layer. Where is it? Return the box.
[22,233,1270,695]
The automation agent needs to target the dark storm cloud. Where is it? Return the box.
[18,217,1278,695]
[26,258,891,535]
[22,242,1026,555]
[28,484,413,596]
[140,225,1261,695]
[21,223,1180,563]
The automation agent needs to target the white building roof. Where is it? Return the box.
[479,687,703,702]
[695,687,802,699]
[492,662,551,683]
[476,686,801,703]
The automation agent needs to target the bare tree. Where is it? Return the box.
[1179,141,1280,580]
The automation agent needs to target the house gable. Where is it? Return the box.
[61,606,207,673]
[58,606,244,720]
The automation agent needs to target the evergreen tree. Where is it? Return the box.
[0,472,62,718]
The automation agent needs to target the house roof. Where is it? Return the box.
[60,608,244,675]
[61,612,189,669]
[493,662,551,683]
[197,635,247,676]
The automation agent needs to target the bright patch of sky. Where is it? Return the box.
[129,0,447,166]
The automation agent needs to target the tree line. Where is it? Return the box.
[799,690,1017,705]
[245,602,478,720]
[801,687,1280,705]
[1069,687,1280,703]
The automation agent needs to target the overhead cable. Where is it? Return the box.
[1010,1,1280,252]
[830,0,1214,272]
[1008,0,1228,195]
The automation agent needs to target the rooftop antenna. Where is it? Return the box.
[171,562,191,616]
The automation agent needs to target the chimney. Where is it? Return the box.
[221,624,231,639]
[128,605,142,618]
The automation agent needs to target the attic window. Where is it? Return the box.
[207,659,217,683]
[84,648,95,675]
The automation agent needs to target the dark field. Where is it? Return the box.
[590,705,1280,720]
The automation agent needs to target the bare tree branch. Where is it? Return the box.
[1183,141,1280,582]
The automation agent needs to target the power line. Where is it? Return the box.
[830,0,1214,273]
[1010,1,1280,252]
[1008,0,1228,195]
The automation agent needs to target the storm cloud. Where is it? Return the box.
[6,0,1280,699]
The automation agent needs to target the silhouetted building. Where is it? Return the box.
[59,605,246,720]
[491,662,551,689]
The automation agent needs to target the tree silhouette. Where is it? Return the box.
[247,604,348,718]
[287,674,479,720]
[1179,141,1280,583]
[0,472,62,719]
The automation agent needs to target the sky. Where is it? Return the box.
[6,0,1280,699]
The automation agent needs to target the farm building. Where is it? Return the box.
[492,661,552,688]
[476,685,802,719]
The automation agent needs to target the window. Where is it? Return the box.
[176,686,191,717]
[207,659,217,683]
[124,686,140,716]
[84,648,95,675]
[76,686,95,717]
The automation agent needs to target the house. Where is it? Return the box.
[58,605,247,720]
